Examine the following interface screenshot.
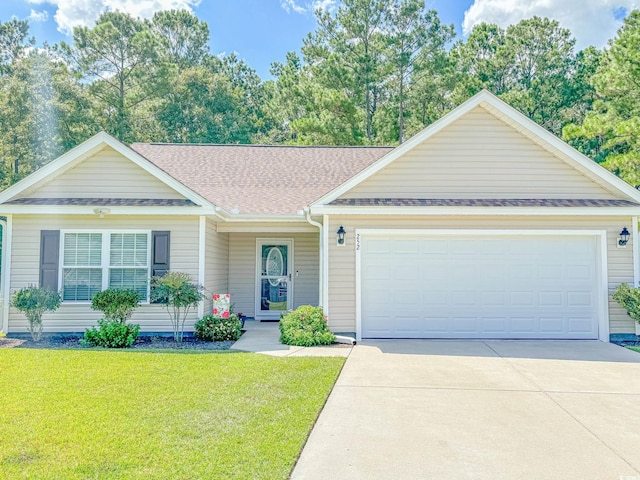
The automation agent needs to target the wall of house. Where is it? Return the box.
[204,219,229,313]
[8,214,200,333]
[228,232,319,317]
[340,106,619,200]
[326,215,635,335]
[18,147,185,200]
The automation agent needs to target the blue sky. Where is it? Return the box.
[0,0,635,79]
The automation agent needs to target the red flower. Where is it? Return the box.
[213,308,219,315]
[213,294,220,301]
[221,311,230,319]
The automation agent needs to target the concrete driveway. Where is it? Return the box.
[291,340,640,480]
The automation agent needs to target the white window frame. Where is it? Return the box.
[59,229,152,304]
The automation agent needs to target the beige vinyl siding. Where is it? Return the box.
[8,214,199,333]
[327,215,635,335]
[341,106,618,200]
[228,233,319,317]
[21,147,185,199]
[204,219,229,313]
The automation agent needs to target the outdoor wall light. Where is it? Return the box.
[93,208,110,218]
[618,227,630,247]
[337,225,346,246]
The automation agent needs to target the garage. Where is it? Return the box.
[358,231,605,339]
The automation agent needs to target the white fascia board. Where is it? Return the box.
[313,93,491,206]
[0,205,218,216]
[309,205,640,216]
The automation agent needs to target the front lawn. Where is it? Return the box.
[0,349,344,479]
[627,346,640,353]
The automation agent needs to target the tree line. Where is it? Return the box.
[0,1,639,189]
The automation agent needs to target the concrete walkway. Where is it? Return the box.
[230,320,351,357]
[291,340,640,480]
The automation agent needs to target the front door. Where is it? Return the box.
[256,239,293,320]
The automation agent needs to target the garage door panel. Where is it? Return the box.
[361,234,601,339]
[451,317,479,333]
[567,291,593,307]
[540,317,564,333]
[482,317,508,332]
[424,290,448,305]
[482,291,507,306]
[539,292,563,306]
[539,265,562,280]
[567,264,591,279]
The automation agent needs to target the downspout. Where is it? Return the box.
[304,208,323,309]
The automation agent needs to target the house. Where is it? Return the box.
[1,90,639,342]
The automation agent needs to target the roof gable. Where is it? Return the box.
[313,90,640,206]
[16,146,186,200]
[339,105,617,201]
[0,132,214,208]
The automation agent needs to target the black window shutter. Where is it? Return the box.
[151,231,170,277]
[40,230,60,292]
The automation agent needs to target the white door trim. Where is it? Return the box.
[354,229,609,342]
[255,238,294,320]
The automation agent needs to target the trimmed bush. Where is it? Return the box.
[83,319,140,348]
[194,314,242,342]
[613,283,640,325]
[279,305,335,347]
[91,288,141,323]
[11,286,62,341]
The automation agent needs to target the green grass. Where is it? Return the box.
[627,346,640,353]
[0,349,344,479]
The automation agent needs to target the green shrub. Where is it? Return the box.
[194,314,242,342]
[613,283,640,325]
[91,288,141,323]
[83,319,140,348]
[150,271,204,343]
[279,305,335,347]
[11,286,62,341]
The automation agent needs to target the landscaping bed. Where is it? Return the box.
[0,334,238,350]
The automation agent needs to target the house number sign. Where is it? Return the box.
[356,233,361,251]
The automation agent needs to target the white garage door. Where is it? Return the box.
[360,233,602,339]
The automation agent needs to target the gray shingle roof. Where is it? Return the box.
[7,198,197,206]
[329,198,640,207]
[130,143,393,215]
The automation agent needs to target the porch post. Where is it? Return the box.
[198,216,206,319]
[1,215,12,334]
[634,216,639,288]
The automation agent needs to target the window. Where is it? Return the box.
[61,231,150,302]
[63,233,102,301]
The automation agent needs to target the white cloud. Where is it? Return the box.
[28,9,49,22]
[462,0,639,49]
[280,0,306,14]
[280,0,336,14]
[26,0,201,35]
